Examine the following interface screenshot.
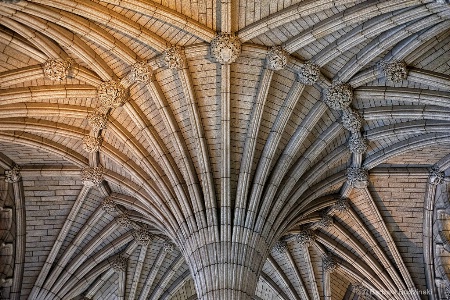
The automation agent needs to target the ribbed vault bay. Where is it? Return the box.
[0,0,450,299]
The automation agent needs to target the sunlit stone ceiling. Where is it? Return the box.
[0,0,450,299]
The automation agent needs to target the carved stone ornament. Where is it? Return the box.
[163,238,175,253]
[116,213,133,228]
[379,60,408,82]
[347,167,369,188]
[81,166,104,187]
[322,253,338,273]
[101,196,118,214]
[98,80,129,108]
[82,135,103,153]
[445,285,450,300]
[5,165,21,183]
[298,62,320,85]
[316,215,333,229]
[266,46,288,71]
[0,277,12,287]
[296,229,315,248]
[439,231,450,247]
[87,110,108,131]
[348,134,367,154]
[132,228,153,246]
[273,240,288,254]
[332,197,350,213]
[164,46,185,70]
[324,83,353,111]
[43,58,72,81]
[429,166,445,185]
[342,109,362,133]
[110,254,128,272]
[210,33,241,64]
[351,283,373,299]
[128,60,153,84]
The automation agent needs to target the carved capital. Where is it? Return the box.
[132,227,153,246]
[347,167,369,188]
[445,285,450,300]
[110,254,128,272]
[379,60,408,82]
[316,214,333,229]
[296,229,315,248]
[331,197,350,214]
[351,283,373,299]
[116,213,134,228]
[163,238,175,253]
[266,46,287,70]
[87,110,108,132]
[324,83,353,111]
[128,61,153,84]
[81,166,104,187]
[98,80,129,108]
[101,196,118,214]
[298,62,320,85]
[341,109,362,133]
[429,167,445,185]
[348,134,367,154]
[5,165,21,183]
[273,240,288,255]
[322,253,339,273]
[164,46,185,70]
[210,33,241,64]
[43,58,72,81]
[0,277,12,287]
[82,135,103,153]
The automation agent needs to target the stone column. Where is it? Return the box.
[181,233,269,300]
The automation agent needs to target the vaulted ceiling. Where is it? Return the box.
[0,0,450,299]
